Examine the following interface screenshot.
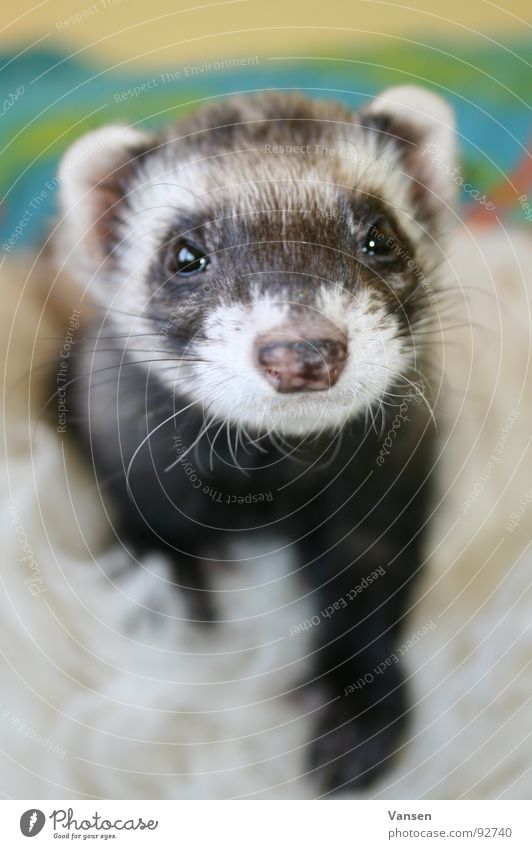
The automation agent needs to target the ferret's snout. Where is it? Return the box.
[255,329,348,393]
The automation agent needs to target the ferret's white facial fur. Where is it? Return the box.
[183,287,409,436]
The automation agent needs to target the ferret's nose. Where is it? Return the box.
[255,332,348,393]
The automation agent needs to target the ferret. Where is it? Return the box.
[54,85,455,793]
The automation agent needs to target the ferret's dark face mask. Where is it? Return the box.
[57,87,455,435]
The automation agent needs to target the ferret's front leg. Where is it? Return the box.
[303,533,420,794]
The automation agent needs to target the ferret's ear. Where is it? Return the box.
[58,125,155,265]
[362,85,457,210]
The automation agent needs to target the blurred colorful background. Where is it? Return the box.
[1,0,531,251]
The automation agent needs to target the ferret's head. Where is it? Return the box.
[57,87,455,435]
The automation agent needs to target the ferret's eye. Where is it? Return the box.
[362,221,401,259]
[172,240,209,276]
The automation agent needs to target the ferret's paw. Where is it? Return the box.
[309,705,405,795]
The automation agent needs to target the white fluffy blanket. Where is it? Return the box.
[1,226,531,798]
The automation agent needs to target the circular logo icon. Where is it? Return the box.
[20,809,46,837]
